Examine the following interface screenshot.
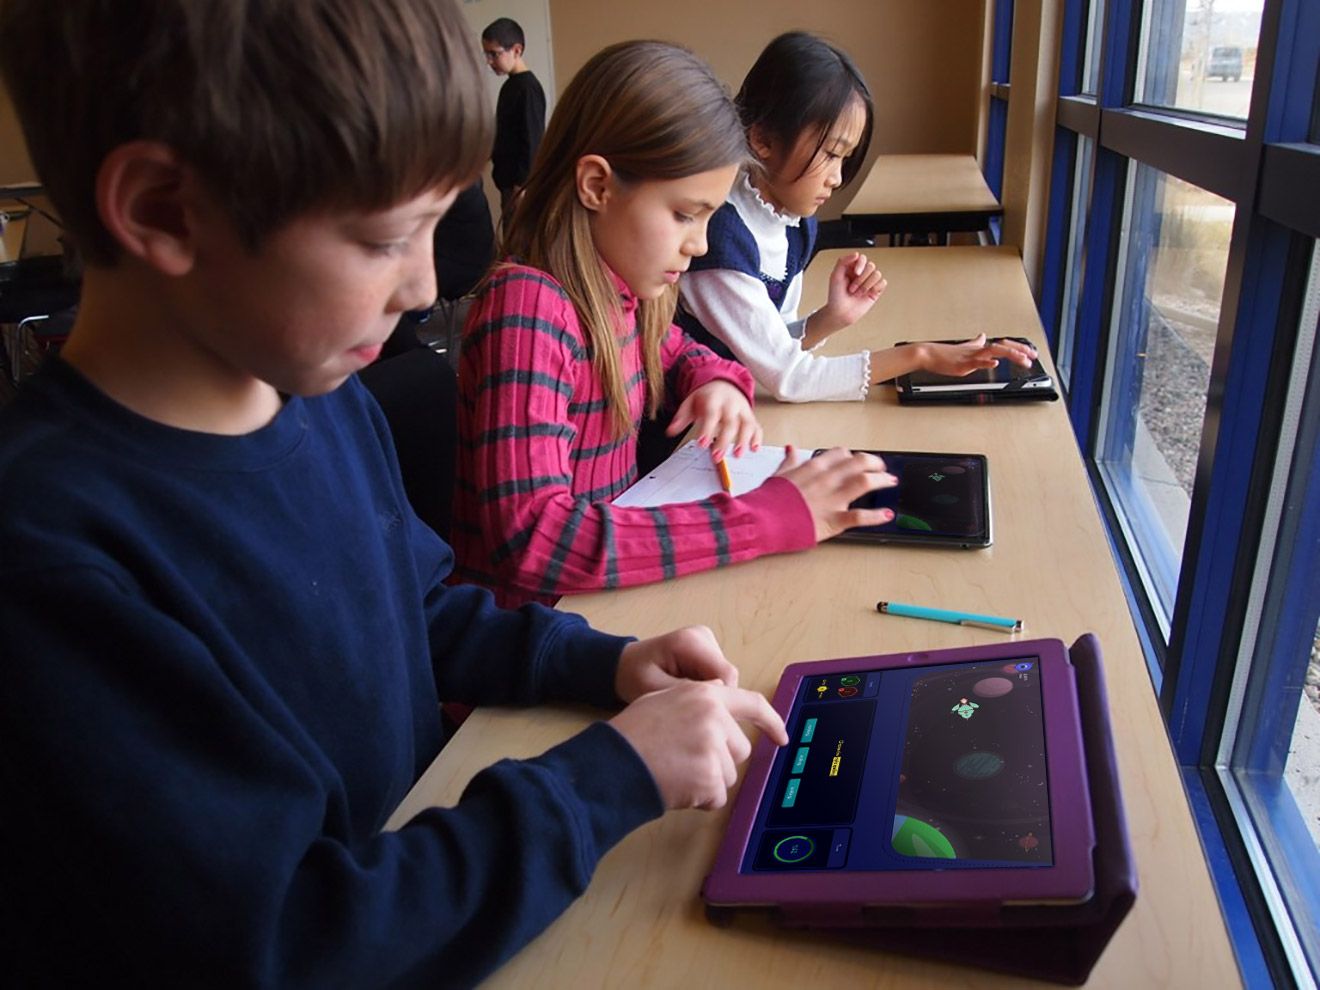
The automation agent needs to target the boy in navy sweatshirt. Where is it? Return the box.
[0,2,785,986]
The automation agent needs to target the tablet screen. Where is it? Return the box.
[742,656,1052,874]
[824,452,989,543]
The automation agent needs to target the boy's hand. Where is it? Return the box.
[916,333,1037,377]
[610,681,788,810]
[666,380,762,460]
[808,252,887,343]
[615,625,737,702]
[774,445,897,541]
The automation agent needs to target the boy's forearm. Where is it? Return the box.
[426,579,630,709]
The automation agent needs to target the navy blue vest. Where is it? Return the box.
[676,203,818,363]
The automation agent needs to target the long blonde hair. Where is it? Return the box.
[501,41,748,437]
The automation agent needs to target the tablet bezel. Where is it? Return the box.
[703,639,1095,913]
[814,449,993,549]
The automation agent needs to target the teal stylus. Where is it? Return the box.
[876,600,1022,633]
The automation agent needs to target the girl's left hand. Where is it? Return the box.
[918,333,1038,377]
[666,380,763,460]
[821,252,887,328]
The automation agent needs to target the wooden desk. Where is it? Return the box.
[391,248,1240,988]
[842,154,1002,245]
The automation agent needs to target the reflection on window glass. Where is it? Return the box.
[1229,247,1320,983]
[991,0,1015,84]
[1289,618,1320,851]
[1082,0,1104,95]
[1058,136,1095,389]
[1135,0,1263,119]
[1097,165,1232,630]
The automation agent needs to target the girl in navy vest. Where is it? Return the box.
[678,32,1036,402]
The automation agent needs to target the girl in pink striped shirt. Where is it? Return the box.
[452,41,894,608]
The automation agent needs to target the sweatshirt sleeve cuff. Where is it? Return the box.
[539,610,635,709]
[739,475,816,551]
[533,721,665,859]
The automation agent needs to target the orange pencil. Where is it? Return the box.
[714,456,733,494]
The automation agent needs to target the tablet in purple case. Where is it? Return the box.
[703,638,1095,917]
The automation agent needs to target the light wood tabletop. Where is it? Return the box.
[390,247,1240,988]
[841,154,1002,243]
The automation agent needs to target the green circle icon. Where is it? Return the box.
[772,835,816,863]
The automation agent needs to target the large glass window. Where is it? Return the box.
[985,0,1015,211]
[1134,0,1264,120]
[1057,135,1096,389]
[1096,164,1233,631]
[1082,0,1105,95]
[1221,244,1320,983]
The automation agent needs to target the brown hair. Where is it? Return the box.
[0,0,491,267]
[500,41,749,437]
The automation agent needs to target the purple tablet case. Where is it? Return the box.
[703,634,1136,986]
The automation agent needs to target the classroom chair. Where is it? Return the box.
[359,346,458,541]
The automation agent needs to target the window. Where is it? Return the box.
[1134,0,1264,120]
[1081,0,1105,95]
[1046,0,1320,980]
[1096,165,1232,633]
[1219,245,1320,980]
[984,0,1015,210]
[1056,134,1095,389]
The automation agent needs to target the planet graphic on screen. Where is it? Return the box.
[891,815,957,858]
[954,751,1005,779]
[973,676,1013,698]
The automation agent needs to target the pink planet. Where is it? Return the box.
[972,676,1013,698]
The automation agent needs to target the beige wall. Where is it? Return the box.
[547,0,988,218]
[1,83,36,186]
[999,0,1062,294]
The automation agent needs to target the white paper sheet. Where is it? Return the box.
[613,440,790,506]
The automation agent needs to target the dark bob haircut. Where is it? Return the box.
[735,31,874,187]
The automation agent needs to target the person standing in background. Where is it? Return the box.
[481,17,546,220]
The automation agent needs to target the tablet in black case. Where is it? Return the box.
[894,337,1059,404]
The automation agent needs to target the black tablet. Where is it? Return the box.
[813,449,992,549]
[894,337,1057,404]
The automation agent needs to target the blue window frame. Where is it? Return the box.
[1041,0,1320,983]
[984,0,1015,223]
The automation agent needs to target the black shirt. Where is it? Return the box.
[492,70,546,190]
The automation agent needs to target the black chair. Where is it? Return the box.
[359,347,458,541]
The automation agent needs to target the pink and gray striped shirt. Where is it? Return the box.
[451,262,814,608]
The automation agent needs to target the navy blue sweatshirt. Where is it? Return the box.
[0,359,663,987]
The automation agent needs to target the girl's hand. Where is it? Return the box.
[773,445,897,542]
[917,334,1037,377]
[810,252,888,342]
[666,380,763,460]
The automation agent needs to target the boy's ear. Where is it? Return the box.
[95,141,202,276]
[575,154,613,212]
[512,42,525,59]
